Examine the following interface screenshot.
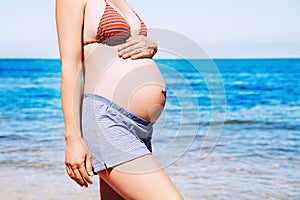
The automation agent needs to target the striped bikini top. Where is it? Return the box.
[84,0,147,46]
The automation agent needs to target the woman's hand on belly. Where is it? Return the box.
[118,35,158,60]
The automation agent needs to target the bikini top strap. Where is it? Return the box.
[103,0,109,6]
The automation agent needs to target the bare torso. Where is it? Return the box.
[83,0,166,122]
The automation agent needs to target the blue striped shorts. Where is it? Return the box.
[81,94,153,173]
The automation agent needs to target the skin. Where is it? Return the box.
[56,0,183,199]
[118,35,158,60]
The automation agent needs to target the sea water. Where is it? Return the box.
[0,58,299,199]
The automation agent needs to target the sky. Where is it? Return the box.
[0,0,299,58]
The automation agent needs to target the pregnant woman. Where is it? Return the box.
[56,0,183,199]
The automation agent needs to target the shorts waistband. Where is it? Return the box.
[83,93,152,126]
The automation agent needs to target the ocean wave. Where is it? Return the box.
[0,160,59,171]
[0,134,30,141]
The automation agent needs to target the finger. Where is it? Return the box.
[86,154,94,176]
[118,43,142,57]
[66,165,72,176]
[73,168,88,187]
[122,48,142,59]
[118,40,137,51]
[131,52,144,60]
[118,36,141,51]
[131,50,152,60]
[79,165,93,185]
[66,164,75,179]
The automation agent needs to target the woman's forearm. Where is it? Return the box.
[56,0,85,139]
[61,63,83,139]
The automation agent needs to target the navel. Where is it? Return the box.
[162,87,166,96]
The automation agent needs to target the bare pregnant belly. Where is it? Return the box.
[84,45,166,122]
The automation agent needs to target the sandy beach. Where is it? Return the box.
[0,167,99,200]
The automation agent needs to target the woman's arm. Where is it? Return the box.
[56,0,93,187]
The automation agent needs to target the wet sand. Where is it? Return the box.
[0,167,99,200]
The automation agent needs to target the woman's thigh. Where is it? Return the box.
[100,177,124,200]
[98,154,183,200]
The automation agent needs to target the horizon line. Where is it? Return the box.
[1,57,300,60]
